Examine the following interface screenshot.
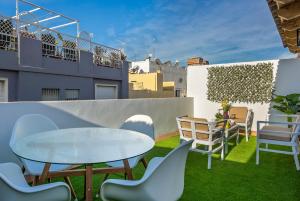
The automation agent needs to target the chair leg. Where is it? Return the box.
[207,145,213,169]
[97,174,109,199]
[103,173,109,181]
[245,125,249,142]
[32,176,39,186]
[236,129,240,144]
[221,139,225,160]
[221,147,224,161]
[256,142,260,165]
[292,146,300,171]
[208,154,212,169]
[64,177,77,200]
[225,138,228,154]
[141,158,148,168]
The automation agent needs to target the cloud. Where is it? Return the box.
[111,0,288,64]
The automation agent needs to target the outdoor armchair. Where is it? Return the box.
[256,114,300,170]
[0,162,71,201]
[176,116,224,169]
[101,140,193,201]
[229,107,254,142]
[9,114,77,198]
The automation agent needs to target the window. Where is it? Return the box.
[175,89,181,97]
[41,88,59,101]
[0,78,8,102]
[65,89,80,100]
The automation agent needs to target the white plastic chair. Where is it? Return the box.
[9,114,76,198]
[0,162,71,201]
[105,115,154,174]
[101,140,193,201]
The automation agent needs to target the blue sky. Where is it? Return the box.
[0,0,295,64]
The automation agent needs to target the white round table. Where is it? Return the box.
[11,127,155,201]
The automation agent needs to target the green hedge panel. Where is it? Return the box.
[207,62,273,103]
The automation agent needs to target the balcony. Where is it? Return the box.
[0,14,124,68]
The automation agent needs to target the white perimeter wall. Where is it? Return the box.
[187,58,300,131]
[0,98,193,164]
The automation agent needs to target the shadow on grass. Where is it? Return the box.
[54,135,300,201]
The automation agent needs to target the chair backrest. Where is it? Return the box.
[140,140,193,201]
[177,116,208,138]
[247,110,254,127]
[0,163,71,201]
[120,115,154,139]
[177,116,222,141]
[10,114,58,148]
[229,107,248,123]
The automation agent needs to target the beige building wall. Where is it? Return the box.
[129,58,187,97]
[129,72,175,98]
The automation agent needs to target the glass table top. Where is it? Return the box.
[11,127,155,164]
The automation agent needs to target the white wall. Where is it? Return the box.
[0,98,193,164]
[131,59,150,73]
[187,58,300,131]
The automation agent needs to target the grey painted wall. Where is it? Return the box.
[0,36,129,101]
[0,70,18,101]
[0,98,193,165]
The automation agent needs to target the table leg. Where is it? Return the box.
[85,165,93,201]
[38,163,51,184]
[123,159,133,180]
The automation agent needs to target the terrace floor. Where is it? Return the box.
[59,135,300,201]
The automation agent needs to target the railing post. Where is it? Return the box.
[16,0,21,65]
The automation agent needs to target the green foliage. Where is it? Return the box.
[215,112,223,121]
[207,63,274,103]
[272,93,300,114]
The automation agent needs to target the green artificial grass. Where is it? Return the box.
[60,136,300,201]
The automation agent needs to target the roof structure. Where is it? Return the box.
[14,0,79,36]
[266,0,300,53]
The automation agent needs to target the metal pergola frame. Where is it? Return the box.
[14,0,80,36]
[13,0,80,64]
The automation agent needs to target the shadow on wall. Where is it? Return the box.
[0,102,102,165]
[0,98,194,164]
[267,58,300,121]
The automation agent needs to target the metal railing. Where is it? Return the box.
[0,14,123,67]
[0,16,17,51]
[91,42,122,68]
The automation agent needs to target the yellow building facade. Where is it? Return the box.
[129,72,175,98]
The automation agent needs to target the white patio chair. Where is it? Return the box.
[105,114,154,177]
[0,162,71,201]
[229,107,254,142]
[101,140,193,201]
[9,114,77,198]
[224,124,240,154]
[256,114,300,170]
[176,116,224,169]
